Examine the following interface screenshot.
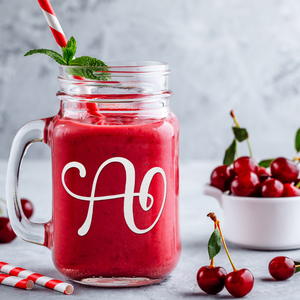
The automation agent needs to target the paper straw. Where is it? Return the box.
[37,0,102,117]
[0,273,34,290]
[37,0,67,48]
[0,262,74,295]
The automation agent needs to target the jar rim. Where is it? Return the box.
[57,60,171,101]
[59,60,170,77]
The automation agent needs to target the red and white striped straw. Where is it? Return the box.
[37,0,67,48]
[36,0,102,116]
[0,262,74,295]
[0,273,34,290]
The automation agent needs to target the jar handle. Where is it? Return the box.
[6,119,52,248]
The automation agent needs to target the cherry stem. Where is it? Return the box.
[230,110,253,158]
[293,157,300,164]
[296,181,300,189]
[208,212,238,272]
[295,264,300,268]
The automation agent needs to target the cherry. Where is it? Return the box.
[210,165,235,192]
[282,183,300,197]
[269,256,295,280]
[271,157,299,184]
[21,198,34,219]
[197,266,227,294]
[233,156,258,176]
[231,172,260,197]
[257,166,270,177]
[261,178,284,197]
[257,167,271,183]
[225,269,254,298]
[0,217,16,243]
[259,174,270,184]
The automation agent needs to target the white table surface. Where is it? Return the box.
[1,159,300,299]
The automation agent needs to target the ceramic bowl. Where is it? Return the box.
[203,184,300,250]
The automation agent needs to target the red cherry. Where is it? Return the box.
[225,269,254,298]
[197,266,227,294]
[270,157,299,183]
[233,157,258,175]
[210,165,235,192]
[259,174,270,183]
[0,217,16,243]
[21,198,34,219]
[261,178,284,197]
[269,256,295,280]
[231,172,260,197]
[257,167,271,183]
[257,166,270,177]
[282,183,300,197]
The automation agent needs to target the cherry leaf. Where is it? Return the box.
[258,159,274,168]
[232,127,248,142]
[294,261,300,273]
[223,139,237,166]
[208,228,221,260]
[295,128,300,153]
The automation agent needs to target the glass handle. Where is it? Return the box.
[6,119,51,247]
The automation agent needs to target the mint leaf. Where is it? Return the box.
[294,261,300,273]
[232,127,248,142]
[223,139,237,166]
[68,56,110,80]
[258,159,274,168]
[295,128,300,153]
[70,56,107,67]
[62,36,76,64]
[24,49,67,65]
[208,228,221,260]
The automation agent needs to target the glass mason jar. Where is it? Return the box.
[6,61,180,287]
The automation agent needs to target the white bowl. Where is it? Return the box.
[203,184,300,250]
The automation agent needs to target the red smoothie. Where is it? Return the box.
[47,108,180,281]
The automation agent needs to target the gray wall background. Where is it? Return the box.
[1,0,300,162]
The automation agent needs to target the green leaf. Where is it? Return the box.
[208,228,221,260]
[223,139,237,166]
[258,159,274,168]
[232,127,249,142]
[70,56,107,67]
[294,261,300,273]
[62,36,77,64]
[24,49,67,65]
[68,56,110,80]
[295,128,300,153]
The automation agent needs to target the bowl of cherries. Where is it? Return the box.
[203,111,300,250]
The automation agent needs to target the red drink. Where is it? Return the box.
[48,110,180,281]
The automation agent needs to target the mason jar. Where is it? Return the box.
[6,61,181,287]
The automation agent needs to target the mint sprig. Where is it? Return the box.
[24,36,110,81]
